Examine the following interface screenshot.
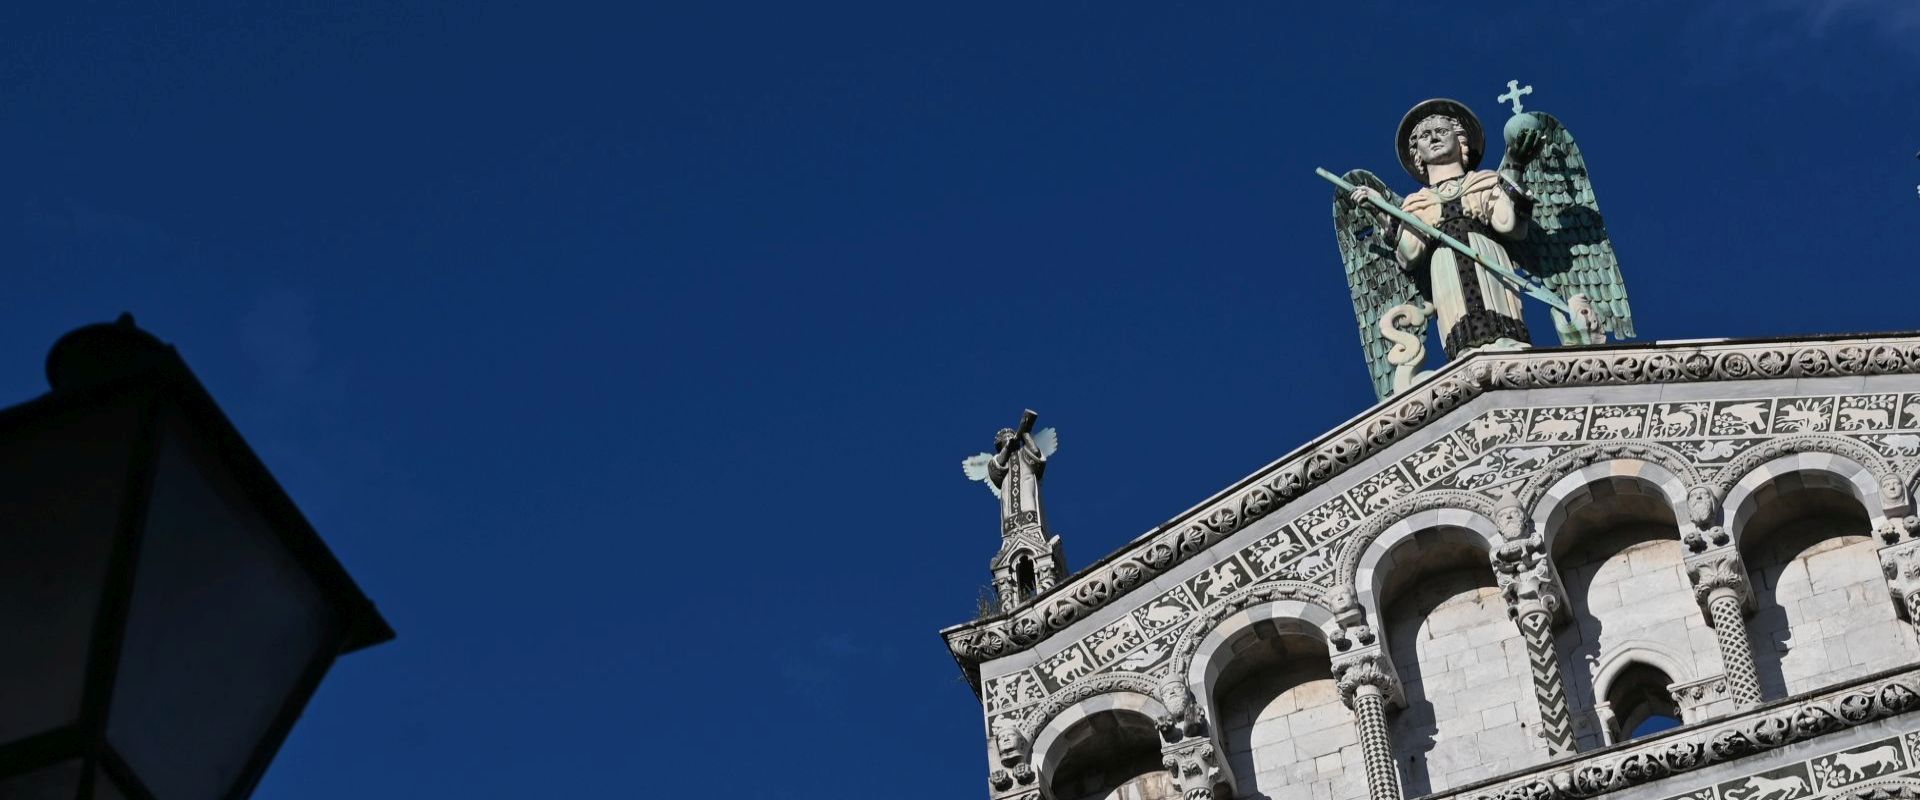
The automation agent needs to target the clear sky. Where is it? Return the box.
[2,2,1918,797]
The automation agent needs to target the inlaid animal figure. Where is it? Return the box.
[1882,434,1920,456]
[1092,633,1135,662]
[1195,568,1241,602]
[1734,774,1807,800]
[1142,601,1186,626]
[1593,415,1640,438]
[1305,514,1347,541]
[1114,642,1167,672]
[1532,418,1582,440]
[1454,462,1498,485]
[1841,407,1891,429]
[1904,400,1920,428]
[1830,745,1900,781]
[1694,440,1741,460]
[1717,402,1768,431]
[1047,649,1090,684]
[1506,447,1553,471]
[1655,402,1712,436]
[1288,550,1331,578]
[1362,482,1406,511]
[1778,405,1826,431]
[1255,539,1301,573]
[1414,449,1456,482]
[1471,416,1516,445]
[989,680,1019,709]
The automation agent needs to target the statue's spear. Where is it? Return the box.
[1315,167,1570,315]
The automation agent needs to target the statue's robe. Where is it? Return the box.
[1399,170,1530,357]
[987,435,1047,535]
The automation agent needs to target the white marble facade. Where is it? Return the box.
[948,336,1920,800]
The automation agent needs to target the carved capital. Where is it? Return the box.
[1880,540,1920,623]
[1496,558,1562,621]
[1333,648,1403,709]
[1685,549,1754,613]
[1160,736,1225,800]
[1491,498,1564,622]
[1155,681,1208,741]
[1879,515,1920,545]
[1668,673,1733,723]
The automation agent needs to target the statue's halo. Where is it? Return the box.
[1397,98,1485,183]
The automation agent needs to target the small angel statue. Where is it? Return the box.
[961,410,1058,535]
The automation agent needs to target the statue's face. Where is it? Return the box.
[1410,115,1464,168]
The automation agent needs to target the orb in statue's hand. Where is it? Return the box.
[1503,112,1546,164]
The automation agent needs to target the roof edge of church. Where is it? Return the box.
[942,329,1920,679]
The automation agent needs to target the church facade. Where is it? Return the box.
[942,335,1920,800]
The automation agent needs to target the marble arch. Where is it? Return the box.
[1178,593,1340,713]
[1027,689,1171,795]
[1348,507,1505,626]
[1723,450,1890,545]
[1529,456,1694,552]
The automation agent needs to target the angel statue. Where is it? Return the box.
[961,410,1059,534]
[963,410,1064,611]
[1325,88,1634,401]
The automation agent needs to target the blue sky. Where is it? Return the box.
[2,2,1917,797]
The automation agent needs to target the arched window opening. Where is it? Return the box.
[1014,555,1038,601]
[1048,711,1175,800]
[1545,475,1699,751]
[1737,475,1913,699]
[1210,623,1342,800]
[1375,526,1528,796]
[1605,663,1681,742]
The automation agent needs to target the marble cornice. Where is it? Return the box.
[942,332,1920,690]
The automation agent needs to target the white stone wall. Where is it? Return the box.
[1747,527,1920,699]
[1383,568,1545,796]
[1218,661,1367,800]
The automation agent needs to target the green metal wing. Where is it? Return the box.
[1332,168,1421,403]
[1506,112,1635,343]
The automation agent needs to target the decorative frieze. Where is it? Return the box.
[1439,668,1920,800]
[966,368,1920,784]
[951,338,1920,684]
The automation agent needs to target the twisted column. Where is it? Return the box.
[1514,608,1575,753]
[1335,651,1403,800]
[1491,491,1576,755]
[1686,550,1761,707]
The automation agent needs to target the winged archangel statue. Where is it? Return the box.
[1326,86,1634,402]
[961,410,1058,533]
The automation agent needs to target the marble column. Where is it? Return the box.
[1335,650,1403,800]
[1492,491,1577,754]
[1685,549,1762,707]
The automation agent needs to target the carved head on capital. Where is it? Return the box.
[992,718,1029,767]
[1881,472,1910,511]
[1494,489,1528,541]
[1686,485,1719,527]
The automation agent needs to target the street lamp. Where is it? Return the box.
[0,315,394,799]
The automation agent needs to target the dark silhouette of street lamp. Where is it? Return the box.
[0,315,393,799]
